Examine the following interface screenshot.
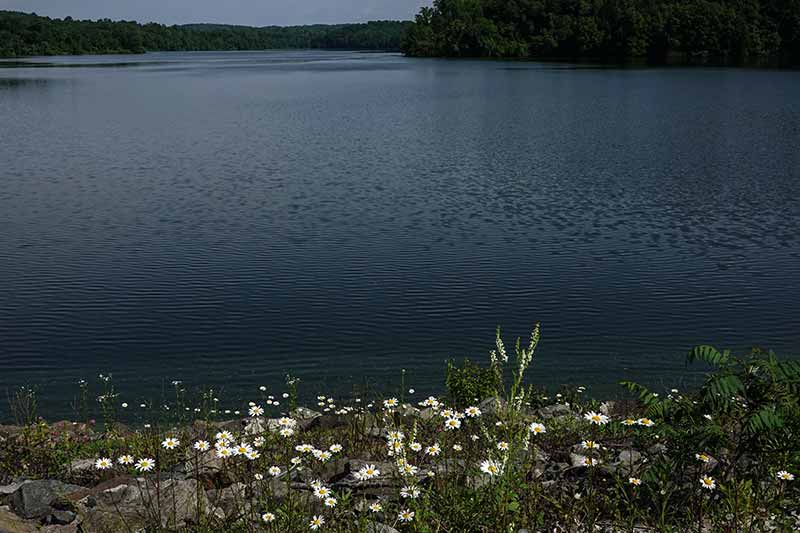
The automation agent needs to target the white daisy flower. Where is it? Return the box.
[529,422,546,434]
[480,459,501,476]
[313,486,332,499]
[233,443,253,456]
[584,411,609,425]
[216,447,233,459]
[134,458,155,472]
[277,417,296,427]
[400,485,420,499]
[161,437,180,450]
[425,444,442,456]
[357,464,381,480]
[444,417,461,430]
[215,430,233,441]
[700,476,716,490]
[383,398,399,409]
[464,406,482,418]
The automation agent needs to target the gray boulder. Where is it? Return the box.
[0,481,32,505]
[78,478,209,532]
[0,508,38,533]
[45,509,77,525]
[9,480,84,519]
[206,482,249,517]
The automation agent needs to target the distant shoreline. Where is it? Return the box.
[0,10,411,58]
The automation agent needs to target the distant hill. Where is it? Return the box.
[0,11,412,57]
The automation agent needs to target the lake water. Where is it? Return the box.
[1,51,799,418]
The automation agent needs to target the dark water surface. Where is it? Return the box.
[1,51,799,417]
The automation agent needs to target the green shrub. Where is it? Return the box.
[445,358,499,407]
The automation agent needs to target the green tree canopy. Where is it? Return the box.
[0,11,412,57]
[402,0,800,65]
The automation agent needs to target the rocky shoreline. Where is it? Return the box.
[1,340,797,531]
[0,399,655,532]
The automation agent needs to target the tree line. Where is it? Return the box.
[401,0,800,65]
[0,11,412,57]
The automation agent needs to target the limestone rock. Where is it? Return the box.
[569,453,590,468]
[478,397,507,417]
[305,414,349,431]
[599,401,616,416]
[68,459,95,474]
[192,419,241,436]
[536,404,574,419]
[366,521,400,533]
[395,404,419,418]
[243,417,269,435]
[333,460,398,491]
[42,525,79,533]
[615,449,643,467]
[418,408,439,421]
[291,407,322,430]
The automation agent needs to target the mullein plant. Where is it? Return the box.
[480,325,542,531]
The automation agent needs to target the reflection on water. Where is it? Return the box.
[0,77,51,87]
[0,51,799,418]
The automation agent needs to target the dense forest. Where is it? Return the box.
[402,0,800,64]
[0,11,411,57]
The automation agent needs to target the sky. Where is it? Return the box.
[0,0,430,26]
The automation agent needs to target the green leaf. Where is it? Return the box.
[687,345,729,367]
[746,406,784,433]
